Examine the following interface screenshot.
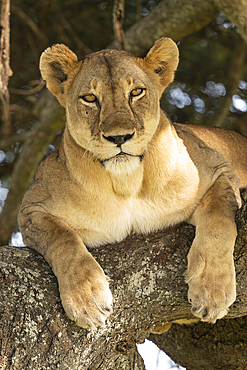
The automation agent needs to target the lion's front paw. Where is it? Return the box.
[187,266,236,323]
[186,259,236,323]
[187,275,236,323]
[58,255,113,329]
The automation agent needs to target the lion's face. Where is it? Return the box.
[39,39,179,175]
[66,51,161,175]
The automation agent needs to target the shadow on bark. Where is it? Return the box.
[150,316,247,370]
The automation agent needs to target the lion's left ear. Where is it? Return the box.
[145,38,179,92]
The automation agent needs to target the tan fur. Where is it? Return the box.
[19,38,247,329]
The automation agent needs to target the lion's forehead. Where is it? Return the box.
[76,51,149,92]
[84,49,139,72]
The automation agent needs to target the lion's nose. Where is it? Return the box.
[103,132,134,146]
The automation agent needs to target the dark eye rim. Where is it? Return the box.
[130,88,145,97]
[80,94,97,103]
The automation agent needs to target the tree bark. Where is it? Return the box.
[1,203,247,369]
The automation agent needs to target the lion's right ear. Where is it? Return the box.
[39,44,81,107]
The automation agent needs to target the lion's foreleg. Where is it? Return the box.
[19,210,112,328]
[186,174,240,323]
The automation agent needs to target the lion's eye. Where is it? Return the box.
[81,94,97,103]
[130,88,145,97]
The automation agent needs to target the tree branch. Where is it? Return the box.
[11,4,47,45]
[136,0,142,22]
[1,204,247,368]
[9,80,45,96]
[58,12,93,55]
[213,0,247,42]
[0,131,31,151]
[231,112,247,137]
[0,92,66,245]
[109,0,247,57]
[208,35,247,127]
[109,0,219,55]
[113,0,126,50]
[0,0,13,138]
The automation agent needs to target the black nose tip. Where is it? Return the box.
[103,132,134,146]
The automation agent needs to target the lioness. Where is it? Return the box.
[19,38,247,329]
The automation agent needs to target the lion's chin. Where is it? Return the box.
[102,154,142,176]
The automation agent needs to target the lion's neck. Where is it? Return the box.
[108,164,144,197]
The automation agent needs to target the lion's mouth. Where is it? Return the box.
[100,151,144,165]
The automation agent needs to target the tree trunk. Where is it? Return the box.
[1,203,247,369]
